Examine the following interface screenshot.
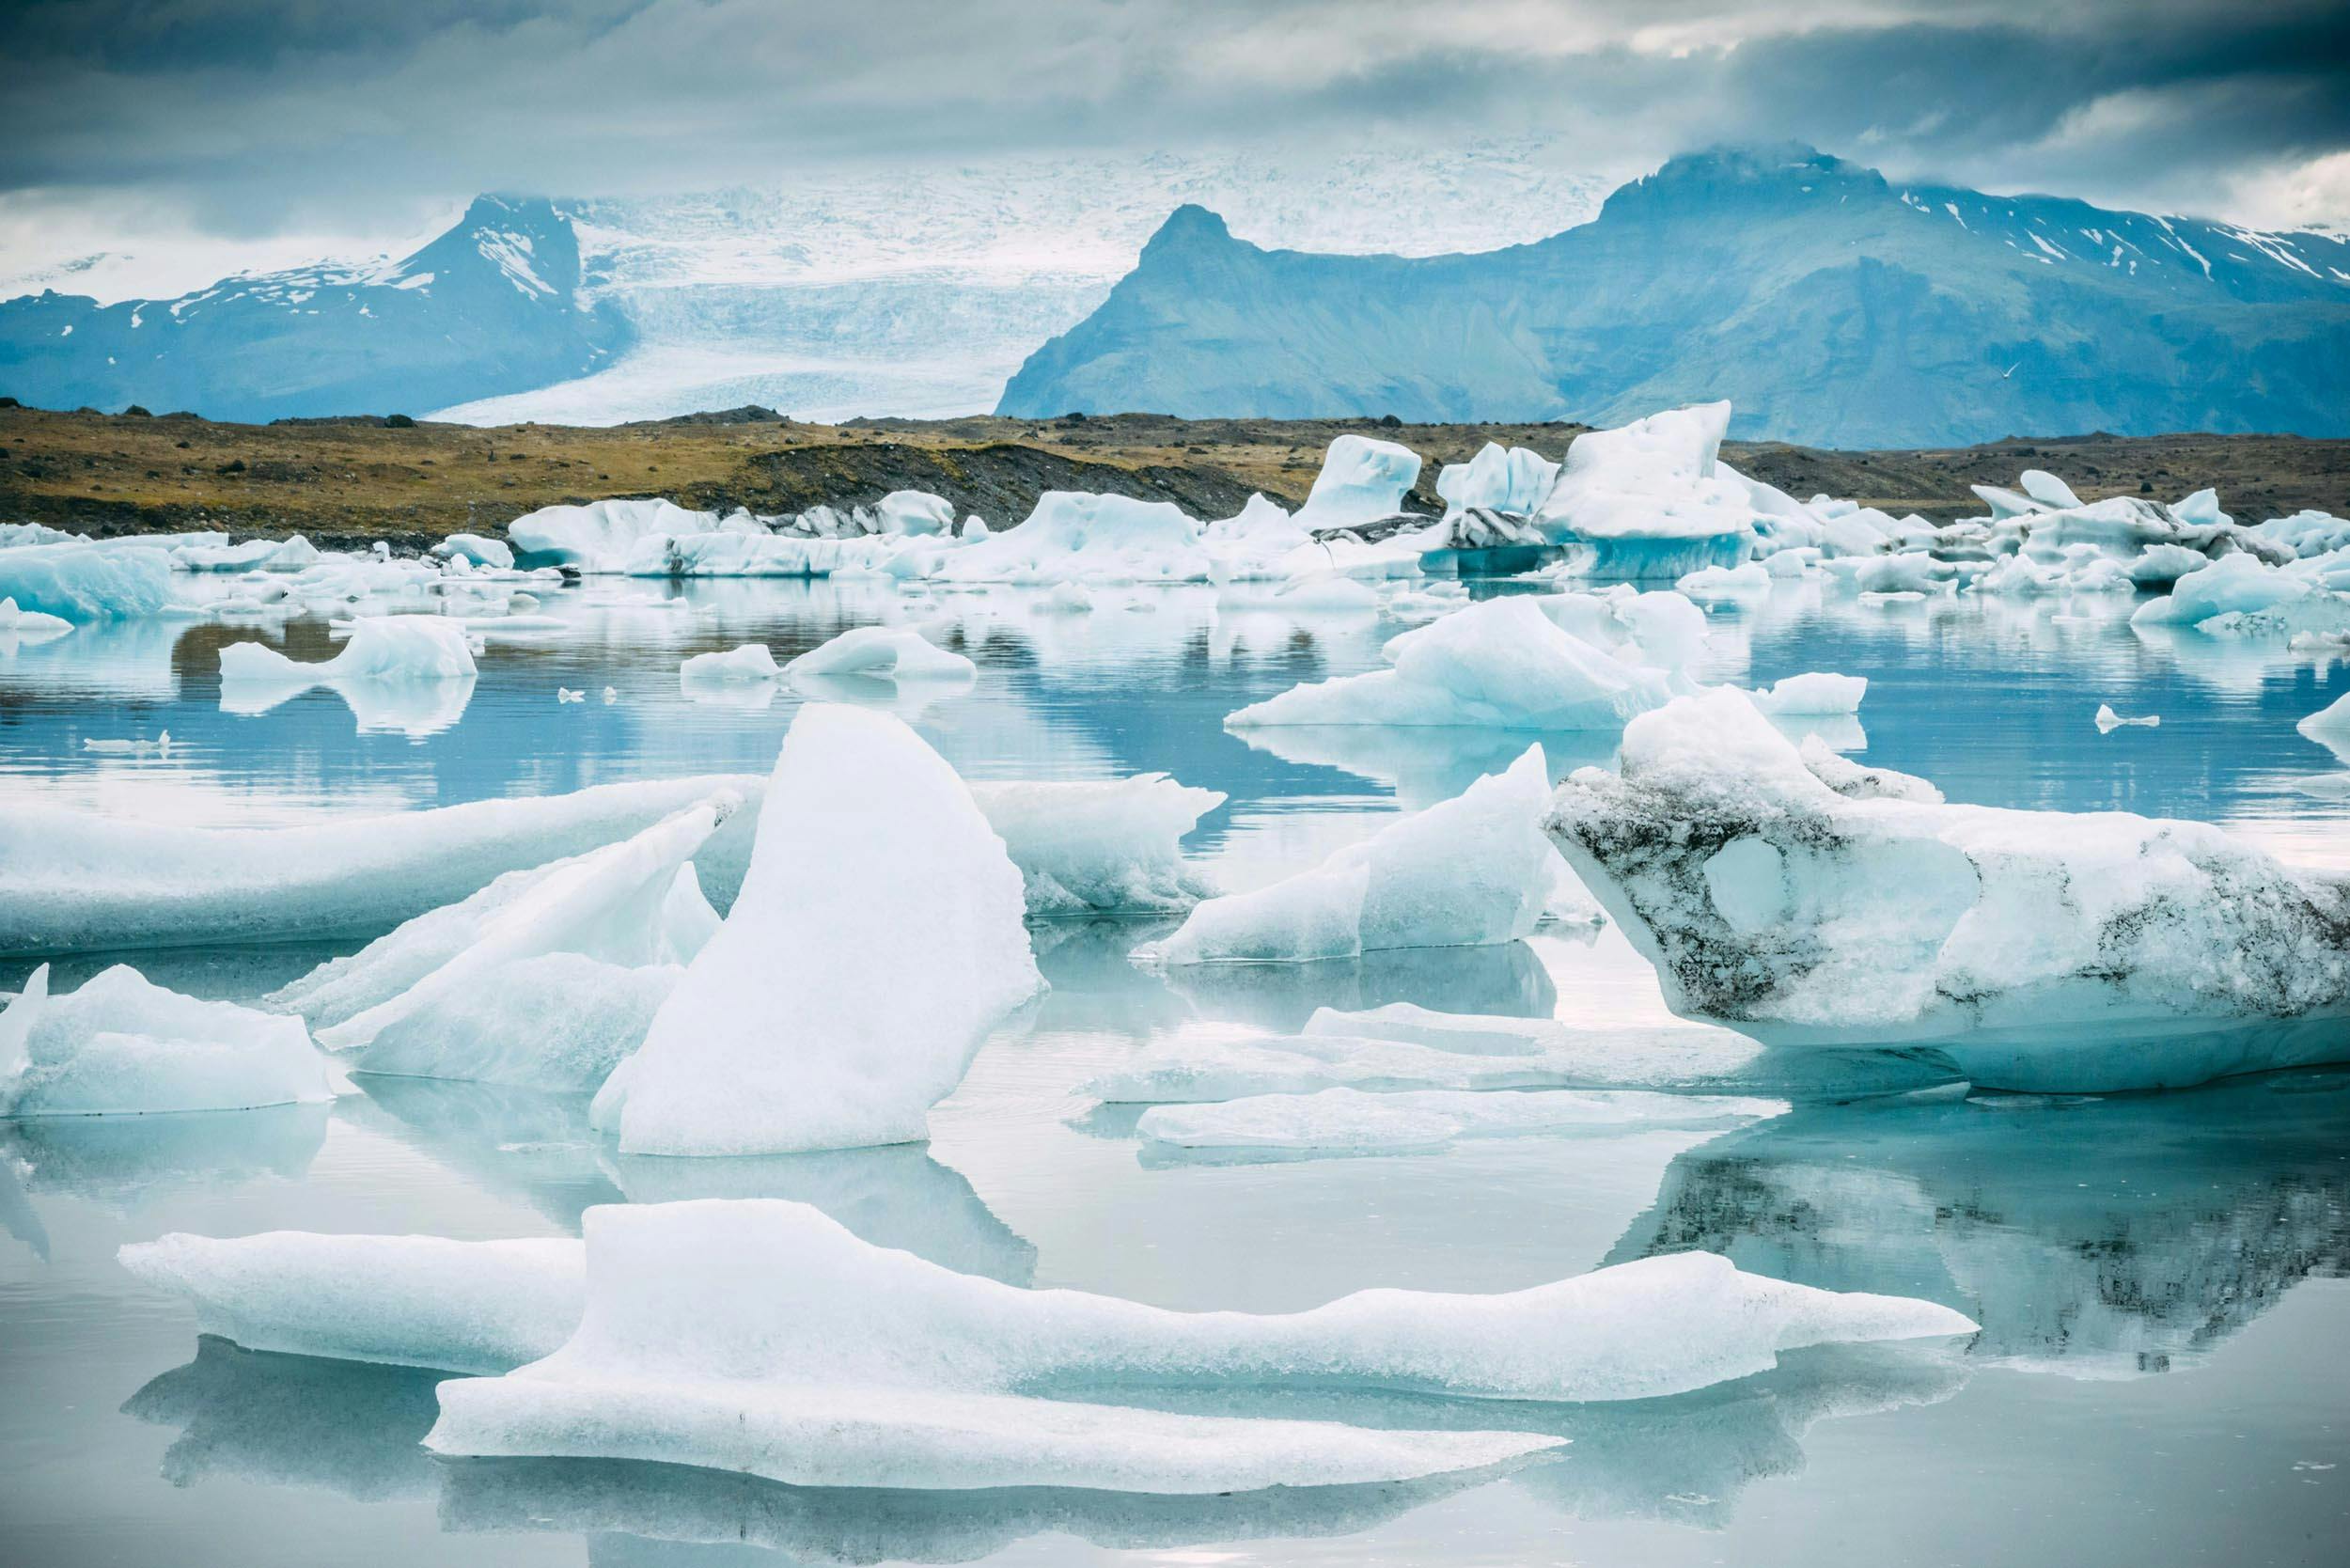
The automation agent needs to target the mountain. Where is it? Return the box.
[0,196,625,422]
[995,147,2350,447]
[430,146,1613,427]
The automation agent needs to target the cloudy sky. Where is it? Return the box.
[6,0,2346,290]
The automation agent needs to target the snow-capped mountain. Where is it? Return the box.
[999,146,2350,446]
[0,196,623,423]
[430,145,1616,426]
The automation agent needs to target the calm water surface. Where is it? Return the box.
[2,576,2346,1566]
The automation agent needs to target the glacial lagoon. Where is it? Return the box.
[4,575,2348,1565]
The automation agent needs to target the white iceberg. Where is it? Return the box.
[1529,402,1760,577]
[1088,1011,1770,1104]
[0,964,331,1118]
[119,1230,583,1374]
[1749,672,1868,716]
[269,802,728,1090]
[594,707,1041,1155]
[1546,687,2350,1090]
[0,541,174,621]
[937,492,1213,584]
[1294,435,1424,529]
[1137,746,1552,964]
[0,775,757,956]
[966,776,1224,915]
[2095,704,2161,732]
[219,615,478,685]
[0,595,75,639]
[1226,596,1677,730]
[1435,443,1558,519]
[677,643,780,683]
[782,625,977,683]
[1136,1085,1786,1153]
[425,1200,1966,1491]
[507,498,716,572]
[431,534,516,571]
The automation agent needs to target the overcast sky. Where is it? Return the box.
[6,0,2347,283]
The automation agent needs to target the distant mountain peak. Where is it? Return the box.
[1145,203,1236,253]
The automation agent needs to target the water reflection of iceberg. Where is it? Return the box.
[607,1144,1036,1286]
[0,1102,328,1211]
[121,1336,444,1500]
[440,1450,1511,1567]
[1609,1070,2350,1377]
[341,1077,620,1228]
[1156,940,1558,1034]
[219,669,478,737]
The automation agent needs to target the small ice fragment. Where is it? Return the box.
[2094,704,2160,732]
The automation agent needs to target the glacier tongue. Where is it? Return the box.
[1546,687,2350,1089]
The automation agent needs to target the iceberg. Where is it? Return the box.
[2297,691,2350,741]
[1136,1085,1786,1153]
[1435,443,1558,519]
[431,533,516,571]
[507,497,716,572]
[352,954,680,1092]
[781,625,977,683]
[676,643,780,683]
[1226,596,1677,730]
[0,595,75,639]
[1137,746,1552,964]
[218,614,478,685]
[1529,402,1760,577]
[119,1230,584,1374]
[1294,434,1424,529]
[0,964,331,1118]
[1749,672,1868,716]
[0,541,175,621]
[303,797,732,1056]
[0,774,757,956]
[1546,687,2350,1090]
[413,1200,1969,1492]
[2095,704,2161,732]
[1088,1012,1770,1104]
[1675,561,1774,598]
[594,707,1041,1155]
[966,776,1224,915]
[937,492,1213,584]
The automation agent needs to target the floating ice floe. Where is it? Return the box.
[2299,691,2350,741]
[782,625,977,684]
[82,730,172,756]
[1136,746,1552,964]
[274,799,733,1092]
[593,707,1042,1155]
[0,964,331,1118]
[1546,687,2350,1090]
[507,498,718,572]
[968,776,1224,916]
[0,774,758,956]
[1089,1006,1771,1104]
[1749,672,1868,716]
[2094,704,2160,732]
[1136,1085,1786,1153]
[2131,551,2350,636]
[0,541,175,621]
[1226,594,1685,730]
[555,687,585,703]
[937,492,1212,584]
[1436,443,1559,519]
[217,616,481,735]
[123,1198,1972,1491]
[431,534,516,571]
[1675,561,1774,598]
[0,595,75,640]
[677,643,780,683]
[1529,402,1762,578]
[1293,434,1423,530]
